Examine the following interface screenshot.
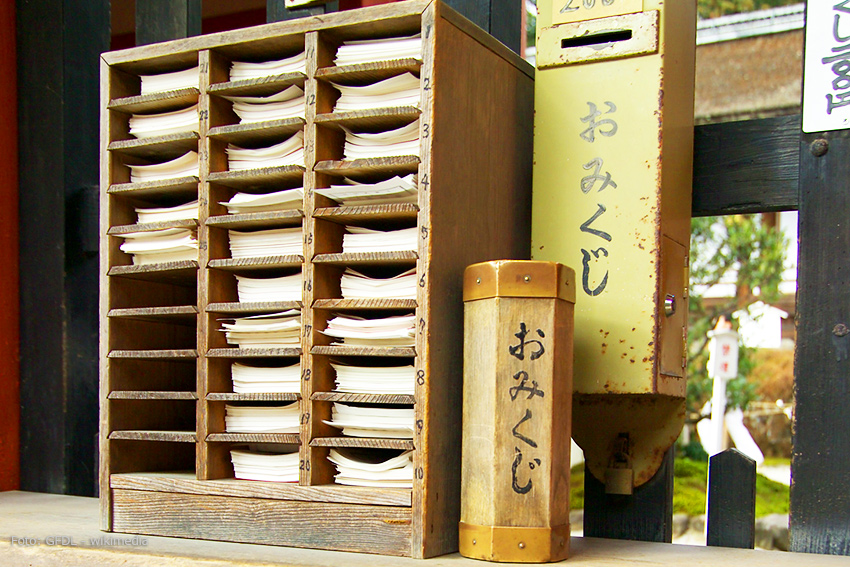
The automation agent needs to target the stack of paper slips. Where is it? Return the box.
[322,314,415,347]
[342,120,419,160]
[331,362,415,395]
[230,52,306,80]
[224,85,306,123]
[231,362,301,394]
[227,131,304,171]
[324,403,414,438]
[220,310,301,348]
[231,448,299,482]
[316,175,417,206]
[128,151,198,183]
[328,448,413,488]
[333,35,422,66]
[225,402,300,433]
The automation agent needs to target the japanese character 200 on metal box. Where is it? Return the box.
[531,0,696,489]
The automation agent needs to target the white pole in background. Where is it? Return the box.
[705,324,739,455]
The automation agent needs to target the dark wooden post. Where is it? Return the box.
[791,128,850,555]
[135,0,201,46]
[445,0,521,54]
[266,0,339,22]
[583,448,675,542]
[16,0,109,495]
[707,449,756,549]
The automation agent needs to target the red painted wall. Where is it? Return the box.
[0,0,20,492]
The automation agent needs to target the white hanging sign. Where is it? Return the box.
[707,329,739,380]
[803,2,850,133]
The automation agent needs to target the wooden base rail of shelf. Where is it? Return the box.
[0,492,834,567]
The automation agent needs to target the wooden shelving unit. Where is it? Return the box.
[99,0,532,558]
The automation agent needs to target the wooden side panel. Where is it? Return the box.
[413,6,534,558]
[112,489,413,556]
[0,0,18,493]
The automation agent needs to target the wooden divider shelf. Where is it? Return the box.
[100,0,532,558]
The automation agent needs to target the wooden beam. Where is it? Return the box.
[692,115,800,217]
[791,128,850,556]
[135,0,201,46]
[583,448,675,542]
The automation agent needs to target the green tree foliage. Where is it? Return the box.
[687,215,787,424]
[697,0,800,19]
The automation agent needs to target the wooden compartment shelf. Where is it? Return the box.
[314,107,421,131]
[107,177,199,200]
[107,87,200,114]
[311,392,415,405]
[205,301,302,314]
[208,256,303,271]
[107,132,200,159]
[205,211,303,230]
[309,437,415,450]
[100,0,532,558]
[314,59,422,83]
[208,72,306,97]
[207,118,306,146]
[207,165,305,189]
[206,392,299,401]
[108,391,198,400]
[314,156,419,177]
[109,430,197,442]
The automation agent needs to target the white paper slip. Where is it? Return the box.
[328,448,413,488]
[343,120,420,160]
[119,228,198,265]
[332,73,420,112]
[316,174,417,206]
[235,272,302,303]
[129,104,199,138]
[332,362,415,394]
[222,187,304,215]
[220,310,301,348]
[231,449,299,482]
[135,200,199,224]
[232,361,301,394]
[225,402,300,433]
[227,131,305,170]
[333,35,422,66]
[228,226,303,259]
[225,85,306,123]
[129,151,199,183]
[322,314,415,347]
[324,402,414,438]
[342,226,417,254]
[139,66,200,95]
[340,268,417,300]
[230,52,307,81]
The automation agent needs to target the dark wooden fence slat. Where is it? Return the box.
[444,0,520,54]
[692,114,800,216]
[583,448,675,542]
[266,0,339,23]
[791,129,850,556]
[707,449,756,548]
[16,0,108,495]
[136,0,201,46]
